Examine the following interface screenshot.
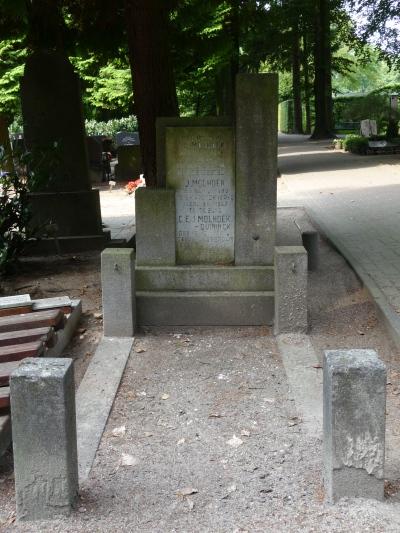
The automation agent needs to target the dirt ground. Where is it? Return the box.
[1,210,400,531]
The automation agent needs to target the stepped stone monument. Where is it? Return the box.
[109,73,307,327]
[20,51,106,243]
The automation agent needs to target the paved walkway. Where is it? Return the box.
[98,183,135,241]
[278,133,400,343]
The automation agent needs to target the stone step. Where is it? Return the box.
[136,266,274,292]
[136,291,274,326]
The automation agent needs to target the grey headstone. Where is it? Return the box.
[235,73,278,265]
[274,246,308,334]
[101,248,136,337]
[135,188,176,266]
[10,358,78,521]
[165,126,235,264]
[323,349,386,503]
[115,145,142,180]
[115,131,140,147]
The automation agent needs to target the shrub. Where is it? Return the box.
[343,134,369,155]
[0,156,32,273]
[85,116,138,137]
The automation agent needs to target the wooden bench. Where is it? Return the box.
[0,295,82,456]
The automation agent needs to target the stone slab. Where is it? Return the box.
[115,145,142,180]
[274,246,308,334]
[136,265,274,292]
[156,117,232,188]
[235,73,278,265]
[135,189,176,266]
[166,126,235,264]
[136,291,274,326]
[46,300,82,357]
[11,358,78,520]
[323,349,386,503]
[76,336,134,481]
[277,333,322,438]
[101,248,135,337]
[28,189,103,237]
[24,232,111,255]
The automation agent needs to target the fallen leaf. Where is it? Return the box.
[112,425,126,437]
[241,429,250,437]
[94,312,103,319]
[161,393,170,400]
[177,438,186,446]
[135,347,146,353]
[263,398,275,404]
[227,435,243,448]
[176,487,198,497]
[209,412,223,418]
[121,454,138,467]
[144,431,153,437]
[312,364,322,369]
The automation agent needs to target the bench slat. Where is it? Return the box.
[0,340,45,363]
[0,387,10,409]
[0,310,64,334]
[0,361,21,386]
[0,327,54,348]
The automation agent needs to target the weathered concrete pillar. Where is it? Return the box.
[135,188,176,266]
[274,246,307,334]
[10,358,78,521]
[235,73,278,266]
[101,248,135,336]
[323,349,386,503]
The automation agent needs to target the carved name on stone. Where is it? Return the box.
[166,126,235,264]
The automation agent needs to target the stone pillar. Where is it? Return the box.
[135,188,176,266]
[274,246,307,334]
[10,358,78,521]
[323,349,386,503]
[235,73,278,265]
[20,50,103,237]
[101,248,135,336]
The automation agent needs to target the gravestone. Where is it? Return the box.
[115,131,140,147]
[360,119,377,137]
[134,74,286,326]
[20,50,104,239]
[115,145,142,181]
[166,126,235,264]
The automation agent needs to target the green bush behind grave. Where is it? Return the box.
[85,116,138,137]
[343,134,369,154]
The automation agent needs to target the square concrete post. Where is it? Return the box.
[274,246,307,334]
[323,349,386,503]
[101,248,135,337]
[235,73,278,265]
[10,358,78,521]
[135,188,176,266]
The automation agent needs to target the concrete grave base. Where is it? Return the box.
[28,189,103,237]
[137,291,274,326]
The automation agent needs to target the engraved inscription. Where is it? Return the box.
[166,127,235,264]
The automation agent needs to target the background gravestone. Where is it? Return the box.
[20,51,104,237]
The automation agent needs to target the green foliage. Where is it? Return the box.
[0,38,27,117]
[279,100,294,134]
[84,116,138,137]
[334,91,395,132]
[0,157,31,273]
[71,55,133,119]
[343,133,369,154]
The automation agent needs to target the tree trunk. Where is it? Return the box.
[125,0,179,187]
[302,33,312,135]
[292,22,303,134]
[216,0,240,117]
[0,114,14,173]
[311,0,335,139]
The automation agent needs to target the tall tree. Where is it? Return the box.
[125,0,179,187]
[311,0,335,138]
